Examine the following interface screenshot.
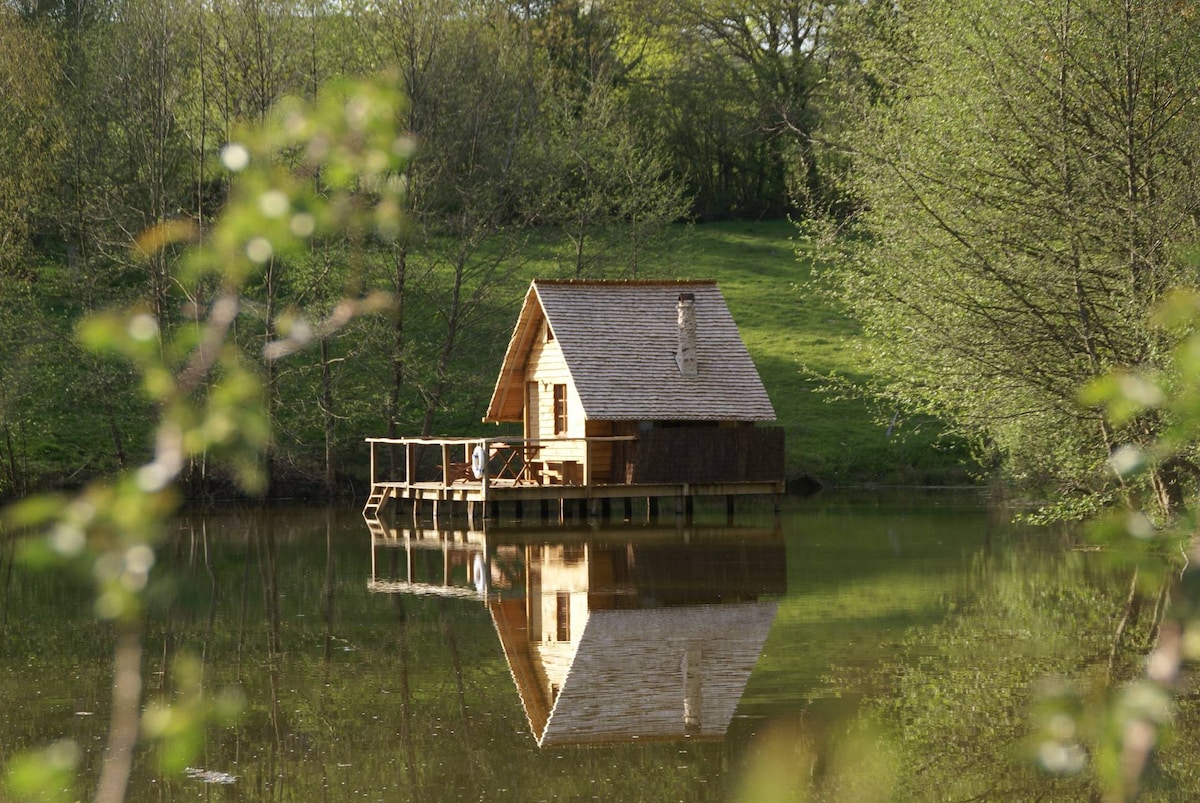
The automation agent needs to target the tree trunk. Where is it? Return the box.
[262,258,278,495]
[1151,460,1187,519]
[2,422,17,495]
[386,242,408,442]
[420,258,464,437]
[101,385,127,469]
[320,336,336,495]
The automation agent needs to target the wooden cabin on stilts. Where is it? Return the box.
[363,279,785,528]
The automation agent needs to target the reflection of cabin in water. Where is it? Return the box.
[364,280,785,523]
[368,525,784,746]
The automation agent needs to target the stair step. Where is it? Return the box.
[363,486,391,521]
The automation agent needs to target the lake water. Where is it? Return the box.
[2,490,1197,801]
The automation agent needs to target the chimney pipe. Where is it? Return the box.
[676,292,697,377]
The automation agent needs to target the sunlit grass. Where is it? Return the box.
[8,220,978,492]
[664,220,975,485]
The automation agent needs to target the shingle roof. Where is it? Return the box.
[537,603,778,746]
[484,279,776,422]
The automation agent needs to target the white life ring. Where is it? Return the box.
[471,444,486,479]
[473,554,487,593]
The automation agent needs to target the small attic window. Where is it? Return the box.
[545,322,555,342]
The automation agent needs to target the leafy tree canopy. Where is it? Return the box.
[821,0,1200,516]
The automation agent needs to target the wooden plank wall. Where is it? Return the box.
[526,323,587,469]
[584,420,614,483]
[624,426,785,485]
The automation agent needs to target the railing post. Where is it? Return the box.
[369,440,376,485]
[583,437,590,486]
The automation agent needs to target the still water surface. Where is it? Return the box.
[3,491,1195,800]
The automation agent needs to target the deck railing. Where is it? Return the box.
[366,435,639,492]
[368,428,785,495]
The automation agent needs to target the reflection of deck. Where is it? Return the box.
[364,436,784,523]
[366,521,785,747]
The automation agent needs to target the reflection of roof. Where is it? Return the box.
[485,280,776,423]
[489,599,551,740]
[491,601,778,747]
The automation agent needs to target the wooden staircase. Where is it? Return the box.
[362,485,395,522]
[364,516,389,540]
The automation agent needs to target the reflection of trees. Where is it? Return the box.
[323,511,335,665]
[440,598,469,729]
[852,547,1157,800]
[11,509,745,800]
[201,520,219,672]
[393,595,419,802]
[1,534,13,634]
[252,517,290,798]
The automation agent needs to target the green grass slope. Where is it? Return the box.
[670,220,976,486]
[0,220,976,499]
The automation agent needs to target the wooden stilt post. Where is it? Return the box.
[623,497,632,522]
[648,497,659,523]
[405,536,414,583]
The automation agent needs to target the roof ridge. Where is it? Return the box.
[532,278,717,287]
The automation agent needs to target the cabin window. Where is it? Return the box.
[556,592,570,641]
[552,384,568,435]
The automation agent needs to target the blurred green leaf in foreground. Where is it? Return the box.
[2,72,410,802]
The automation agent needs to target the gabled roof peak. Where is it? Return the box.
[485,279,776,423]
[533,278,716,287]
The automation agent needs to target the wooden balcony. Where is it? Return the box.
[363,428,785,523]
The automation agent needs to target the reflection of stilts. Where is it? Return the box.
[368,521,786,748]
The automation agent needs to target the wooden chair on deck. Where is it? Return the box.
[447,462,474,483]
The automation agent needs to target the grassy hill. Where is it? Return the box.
[669,220,976,486]
[0,220,977,499]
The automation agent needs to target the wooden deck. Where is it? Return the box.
[363,435,784,524]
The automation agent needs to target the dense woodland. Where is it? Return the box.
[0,0,858,498]
[4,0,1200,517]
